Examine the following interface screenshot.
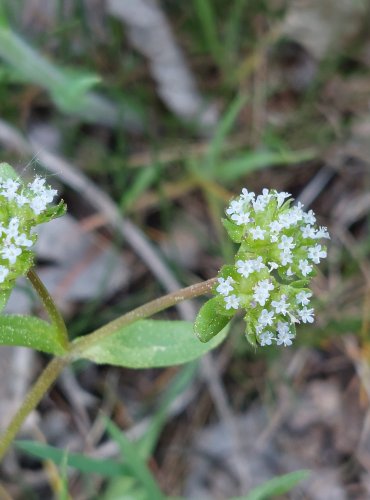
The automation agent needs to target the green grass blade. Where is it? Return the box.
[232,470,310,500]
[206,94,248,173]
[15,441,126,478]
[214,148,315,182]
[120,166,158,212]
[193,0,223,66]
[105,418,165,500]
[138,361,198,458]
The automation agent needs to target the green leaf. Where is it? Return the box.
[194,297,231,343]
[137,362,198,458]
[102,477,148,500]
[78,320,227,368]
[206,94,248,172]
[15,441,126,478]
[50,72,101,113]
[193,0,223,67]
[0,162,18,180]
[232,470,310,500]
[215,149,315,182]
[105,418,165,500]
[222,217,244,242]
[0,315,67,355]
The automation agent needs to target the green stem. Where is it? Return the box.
[27,269,69,349]
[0,357,69,461]
[71,277,217,357]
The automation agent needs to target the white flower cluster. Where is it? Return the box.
[216,188,329,347]
[0,174,58,288]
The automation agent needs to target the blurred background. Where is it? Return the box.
[1,0,370,498]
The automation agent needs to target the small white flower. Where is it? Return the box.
[253,191,270,212]
[307,244,327,264]
[271,295,289,315]
[5,217,20,239]
[224,294,240,310]
[275,191,291,207]
[278,212,295,228]
[278,235,295,251]
[290,206,304,223]
[226,198,245,216]
[231,211,251,225]
[258,309,275,327]
[276,329,294,346]
[315,226,330,239]
[301,225,316,239]
[1,179,20,200]
[42,188,57,203]
[259,331,275,346]
[250,226,266,240]
[29,176,46,194]
[299,307,315,323]
[268,261,279,272]
[253,280,274,306]
[236,259,255,278]
[303,210,316,225]
[296,291,312,306]
[216,276,234,296]
[240,189,255,203]
[260,188,271,202]
[0,265,9,283]
[269,220,282,233]
[14,233,33,247]
[16,193,29,207]
[277,321,290,335]
[253,256,266,272]
[299,259,313,277]
[280,249,293,266]
[1,244,22,264]
[30,197,47,215]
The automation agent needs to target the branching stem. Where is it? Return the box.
[27,269,69,349]
[0,277,217,460]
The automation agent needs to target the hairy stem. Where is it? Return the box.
[71,278,217,357]
[0,357,69,461]
[27,269,69,349]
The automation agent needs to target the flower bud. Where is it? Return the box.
[0,163,66,305]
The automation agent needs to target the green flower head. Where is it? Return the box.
[0,163,66,304]
[195,188,329,347]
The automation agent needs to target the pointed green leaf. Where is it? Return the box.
[0,162,18,180]
[0,315,67,355]
[76,320,227,368]
[105,418,165,500]
[232,469,310,500]
[137,362,198,458]
[194,297,232,343]
[16,441,126,478]
[222,218,244,242]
